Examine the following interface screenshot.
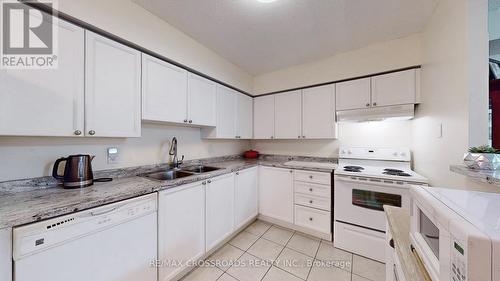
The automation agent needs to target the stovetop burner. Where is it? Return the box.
[383,171,411,177]
[384,168,404,173]
[343,166,364,172]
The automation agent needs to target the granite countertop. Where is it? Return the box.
[384,205,431,281]
[0,155,336,229]
[450,164,500,185]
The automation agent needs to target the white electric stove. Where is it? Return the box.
[334,147,428,262]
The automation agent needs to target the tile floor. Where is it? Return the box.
[181,220,385,281]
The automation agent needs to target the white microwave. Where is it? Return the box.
[409,186,500,281]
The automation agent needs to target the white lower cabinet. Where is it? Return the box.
[294,205,330,234]
[234,167,258,229]
[258,166,294,223]
[158,182,205,281]
[206,173,235,252]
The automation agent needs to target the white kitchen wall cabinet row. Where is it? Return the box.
[201,85,253,139]
[336,69,420,111]
[0,13,247,138]
[253,84,337,140]
[158,167,258,281]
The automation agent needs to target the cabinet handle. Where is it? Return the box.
[202,181,206,185]
[389,238,395,249]
[372,102,377,106]
[188,120,192,123]
[183,119,188,123]
[302,136,306,138]
[207,180,212,184]
[236,172,239,175]
[74,130,82,136]
[366,103,370,107]
[88,130,95,136]
[309,200,313,204]
[270,136,274,139]
[309,217,313,221]
[298,136,301,139]
[309,188,313,192]
[309,175,313,179]
[289,170,293,173]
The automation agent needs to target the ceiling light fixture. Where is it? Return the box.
[257,0,277,3]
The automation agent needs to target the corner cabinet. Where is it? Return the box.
[258,166,293,223]
[205,173,235,252]
[202,85,253,139]
[85,31,141,137]
[234,167,258,229]
[0,18,85,137]
[158,182,205,281]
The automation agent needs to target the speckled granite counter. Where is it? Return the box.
[0,155,336,229]
[450,164,500,185]
[384,206,431,281]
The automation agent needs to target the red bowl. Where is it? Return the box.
[244,150,259,159]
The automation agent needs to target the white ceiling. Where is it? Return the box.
[133,0,437,75]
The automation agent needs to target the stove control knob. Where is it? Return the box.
[393,152,398,156]
[347,150,352,155]
[401,152,407,157]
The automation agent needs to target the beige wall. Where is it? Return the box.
[253,34,422,95]
[58,0,253,93]
[251,121,413,158]
[413,0,492,190]
[0,124,250,182]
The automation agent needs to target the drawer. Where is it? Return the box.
[294,193,331,211]
[294,170,330,185]
[295,181,331,198]
[294,205,331,234]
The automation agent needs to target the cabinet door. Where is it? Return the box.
[302,85,337,139]
[142,54,188,124]
[0,18,84,137]
[258,166,293,223]
[335,78,371,111]
[158,182,205,281]
[206,173,235,251]
[236,93,253,139]
[85,31,141,137]
[215,85,237,138]
[275,90,302,139]
[188,73,216,126]
[253,95,275,139]
[234,167,258,229]
[371,69,416,107]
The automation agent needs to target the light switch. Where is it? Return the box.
[107,147,119,164]
[437,123,443,138]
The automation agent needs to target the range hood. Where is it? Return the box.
[336,104,415,122]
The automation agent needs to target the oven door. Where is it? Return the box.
[334,175,410,232]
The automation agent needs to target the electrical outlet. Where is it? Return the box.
[107,147,119,164]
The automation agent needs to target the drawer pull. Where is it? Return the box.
[309,200,313,204]
[309,217,313,221]
[309,188,313,192]
[309,175,313,179]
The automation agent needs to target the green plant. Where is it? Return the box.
[468,145,499,154]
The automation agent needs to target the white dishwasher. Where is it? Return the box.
[13,193,158,281]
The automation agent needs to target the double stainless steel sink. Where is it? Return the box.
[140,165,221,181]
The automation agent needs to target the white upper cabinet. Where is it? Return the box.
[0,18,84,137]
[236,93,253,139]
[188,73,217,126]
[234,167,258,229]
[258,166,293,223]
[275,90,302,139]
[335,77,371,111]
[371,69,416,107]
[302,85,337,139]
[206,173,235,252]
[85,31,141,137]
[158,182,205,281]
[142,54,188,124]
[253,95,275,139]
